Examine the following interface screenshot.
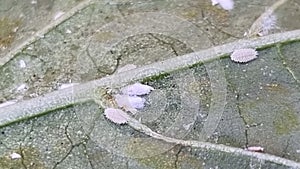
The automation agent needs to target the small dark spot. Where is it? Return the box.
[1,131,4,135]
[170,84,177,88]
[61,142,64,145]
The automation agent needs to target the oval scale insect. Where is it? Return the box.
[230,48,258,63]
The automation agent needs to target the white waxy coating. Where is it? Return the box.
[16,84,28,92]
[230,48,258,63]
[121,83,154,96]
[115,94,146,110]
[19,60,26,68]
[246,146,264,152]
[104,108,130,124]
[10,152,21,159]
[212,0,234,10]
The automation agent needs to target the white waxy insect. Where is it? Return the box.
[121,83,154,96]
[115,94,146,111]
[211,0,219,5]
[246,146,264,152]
[259,14,277,36]
[230,48,258,63]
[245,12,278,37]
[104,108,130,124]
[66,29,72,34]
[19,60,26,68]
[10,152,21,159]
[211,0,234,10]
[16,84,28,92]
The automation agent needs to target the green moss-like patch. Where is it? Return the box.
[141,71,170,83]
[273,109,299,135]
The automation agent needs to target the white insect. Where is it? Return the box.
[211,0,219,5]
[230,48,258,63]
[19,60,26,68]
[103,83,154,123]
[114,94,146,113]
[10,152,21,159]
[121,83,154,96]
[31,0,37,4]
[211,0,234,10]
[245,0,287,37]
[245,12,278,37]
[115,94,146,109]
[16,84,28,92]
[246,146,264,152]
[65,29,72,34]
[104,108,130,124]
[259,14,277,36]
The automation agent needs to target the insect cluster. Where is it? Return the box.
[104,83,154,124]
